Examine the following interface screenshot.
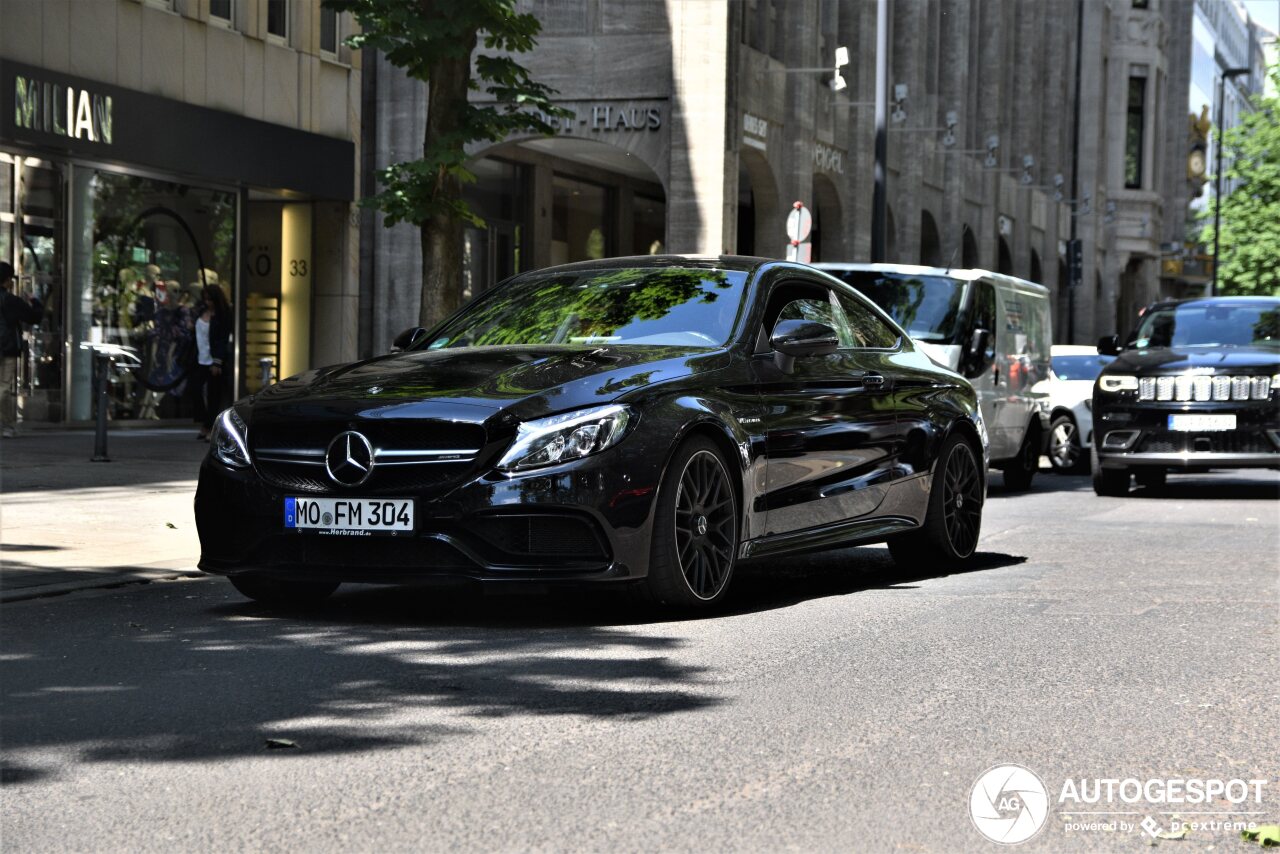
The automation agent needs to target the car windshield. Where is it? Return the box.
[1051,354,1115,380]
[829,271,965,343]
[424,267,748,349]
[1132,302,1280,349]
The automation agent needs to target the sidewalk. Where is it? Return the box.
[0,428,208,602]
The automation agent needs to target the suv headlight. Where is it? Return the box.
[497,404,632,472]
[210,407,251,469]
[1098,375,1138,393]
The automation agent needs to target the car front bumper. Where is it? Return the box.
[194,441,669,586]
[1092,399,1280,470]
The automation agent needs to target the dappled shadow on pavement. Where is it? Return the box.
[0,544,1026,787]
[0,586,719,786]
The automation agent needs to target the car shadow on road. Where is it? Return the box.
[1,545,1028,787]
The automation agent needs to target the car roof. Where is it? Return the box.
[813,262,1051,297]
[1051,345,1104,357]
[1144,295,1280,310]
[529,254,785,276]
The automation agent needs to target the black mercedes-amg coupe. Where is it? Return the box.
[195,256,988,609]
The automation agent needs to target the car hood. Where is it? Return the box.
[248,344,726,423]
[1103,346,1280,375]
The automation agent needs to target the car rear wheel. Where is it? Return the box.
[889,433,984,568]
[645,437,739,608]
[1048,414,1085,474]
[229,575,339,607]
[1091,447,1130,496]
[1001,422,1041,491]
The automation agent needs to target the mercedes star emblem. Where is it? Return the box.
[325,431,375,487]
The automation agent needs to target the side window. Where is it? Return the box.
[830,288,900,349]
[973,280,997,340]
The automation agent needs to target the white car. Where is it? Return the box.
[1031,344,1116,473]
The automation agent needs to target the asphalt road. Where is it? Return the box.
[3,468,1278,852]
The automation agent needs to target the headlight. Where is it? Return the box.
[1272,374,1280,394]
[210,407,251,469]
[496,404,632,472]
[1098,375,1138,393]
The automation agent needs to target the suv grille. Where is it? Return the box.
[1138,374,1270,402]
[1137,430,1276,455]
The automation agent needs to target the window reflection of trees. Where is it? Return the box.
[429,268,742,349]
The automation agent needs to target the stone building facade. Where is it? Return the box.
[1,0,362,424]
[364,0,1202,353]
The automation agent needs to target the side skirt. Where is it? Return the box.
[740,515,920,559]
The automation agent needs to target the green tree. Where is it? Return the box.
[325,0,569,326]
[1200,64,1280,296]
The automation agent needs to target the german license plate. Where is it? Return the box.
[284,497,414,536]
[1167,414,1236,432]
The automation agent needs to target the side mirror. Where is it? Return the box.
[1096,335,1120,356]
[392,326,428,352]
[963,327,993,379]
[770,319,839,373]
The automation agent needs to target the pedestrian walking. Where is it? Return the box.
[0,261,43,439]
[189,281,233,441]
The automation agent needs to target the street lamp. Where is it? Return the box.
[1211,67,1250,297]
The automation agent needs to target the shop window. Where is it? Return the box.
[320,6,339,54]
[633,195,665,255]
[11,158,65,422]
[1124,74,1147,189]
[68,169,237,423]
[267,0,289,42]
[210,0,233,26]
[551,175,609,265]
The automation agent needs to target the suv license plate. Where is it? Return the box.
[284,497,414,536]
[1167,414,1236,432]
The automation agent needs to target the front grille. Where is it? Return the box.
[1136,430,1277,455]
[250,419,486,495]
[1138,374,1271,402]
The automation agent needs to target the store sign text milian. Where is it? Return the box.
[13,75,113,144]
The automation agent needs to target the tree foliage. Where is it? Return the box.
[325,0,569,327]
[327,0,567,228]
[1200,64,1280,296]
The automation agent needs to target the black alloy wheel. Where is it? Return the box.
[646,438,739,607]
[889,433,984,568]
[1048,414,1084,474]
[941,440,984,557]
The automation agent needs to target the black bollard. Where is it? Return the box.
[91,350,111,462]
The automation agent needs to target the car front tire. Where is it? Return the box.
[889,433,984,569]
[229,575,340,607]
[1048,414,1085,474]
[645,437,740,609]
[1001,422,1041,491]
[1091,447,1130,496]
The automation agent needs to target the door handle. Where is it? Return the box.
[861,372,885,389]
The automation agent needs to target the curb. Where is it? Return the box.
[0,569,208,603]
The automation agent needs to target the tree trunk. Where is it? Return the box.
[419,31,477,328]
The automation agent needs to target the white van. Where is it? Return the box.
[815,263,1052,490]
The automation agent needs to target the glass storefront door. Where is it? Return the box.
[2,153,67,423]
[68,168,237,422]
